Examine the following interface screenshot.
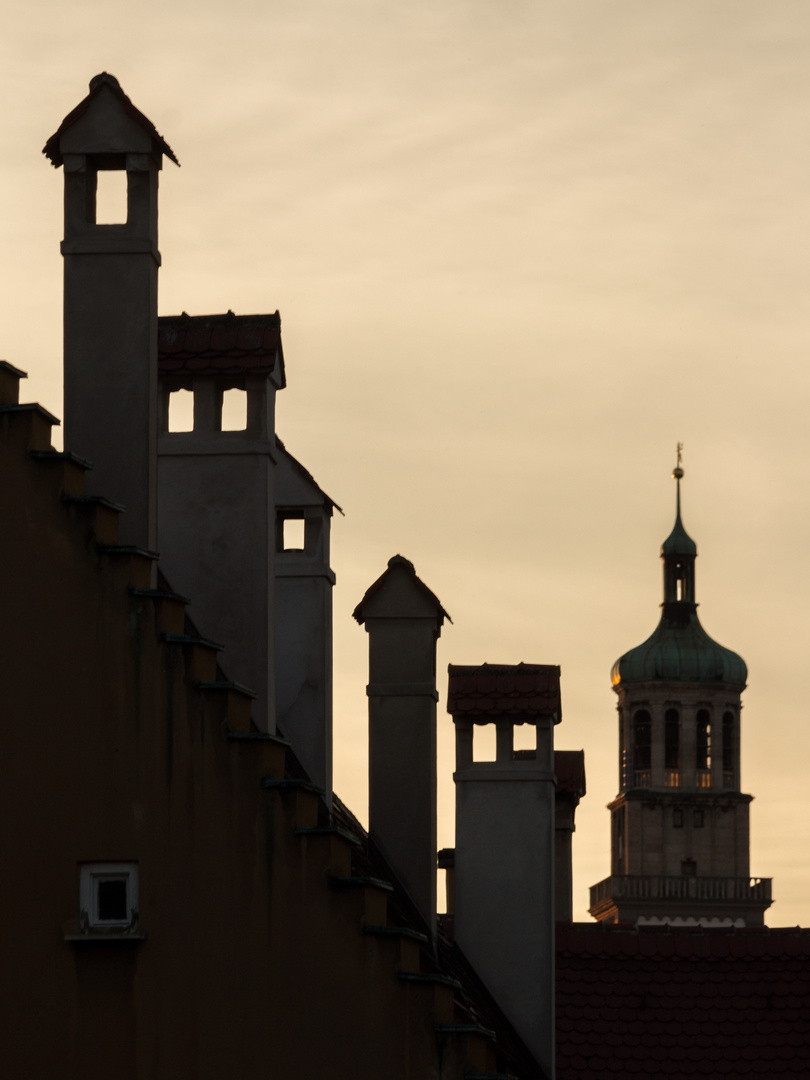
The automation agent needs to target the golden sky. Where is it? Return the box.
[3,1,809,923]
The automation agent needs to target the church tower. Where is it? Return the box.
[589,453,772,926]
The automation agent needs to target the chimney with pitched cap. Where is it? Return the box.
[354,556,449,939]
[45,74,179,552]
[448,662,561,1079]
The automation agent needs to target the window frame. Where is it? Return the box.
[79,862,139,932]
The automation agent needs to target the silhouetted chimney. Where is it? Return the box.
[274,438,339,799]
[448,662,561,1079]
[554,750,586,922]
[45,74,178,551]
[156,312,285,733]
[354,556,449,938]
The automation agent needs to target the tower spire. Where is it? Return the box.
[661,444,697,614]
[673,442,684,517]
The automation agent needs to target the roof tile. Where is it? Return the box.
[157,312,284,380]
[557,922,810,1079]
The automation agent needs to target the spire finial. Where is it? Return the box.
[673,442,684,480]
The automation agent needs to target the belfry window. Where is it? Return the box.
[722,712,734,771]
[665,708,680,770]
[696,710,711,771]
[619,712,629,790]
[613,807,625,873]
[632,709,651,785]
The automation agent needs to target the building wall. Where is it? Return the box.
[0,400,484,1080]
[614,792,751,878]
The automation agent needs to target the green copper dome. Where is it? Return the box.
[611,616,747,688]
[611,461,747,690]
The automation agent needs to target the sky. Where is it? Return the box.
[2,0,810,924]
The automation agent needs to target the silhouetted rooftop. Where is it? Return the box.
[158,311,284,380]
[447,663,562,721]
[557,922,810,1078]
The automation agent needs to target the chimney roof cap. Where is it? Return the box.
[447,662,561,722]
[353,555,451,625]
[44,72,179,168]
[158,311,285,384]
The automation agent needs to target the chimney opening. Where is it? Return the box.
[168,388,194,432]
[473,723,497,762]
[221,387,247,431]
[512,723,536,754]
[282,517,305,551]
[95,168,128,225]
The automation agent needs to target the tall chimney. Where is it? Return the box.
[353,556,449,938]
[45,73,178,551]
[448,663,561,1079]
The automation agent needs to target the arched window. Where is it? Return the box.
[613,806,626,873]
[722,711,735,786]
[665,708,680,770]
[696,709,711,781]
[633,709,651,785]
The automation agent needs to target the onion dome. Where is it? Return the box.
[611,455,747,689]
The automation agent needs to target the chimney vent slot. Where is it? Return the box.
[95,168,128,225]
[221,387,247,431]
[473,724,497,762]
[168,389,194,432]
[282,517,305,551]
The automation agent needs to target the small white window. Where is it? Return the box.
[80,863,138,931]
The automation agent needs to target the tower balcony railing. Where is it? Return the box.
[696,769,711,788]
[590,874,772,908]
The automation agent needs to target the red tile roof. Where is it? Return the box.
[557,923,810,1078]
[447,663,562,721]
[158,311,284,381]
